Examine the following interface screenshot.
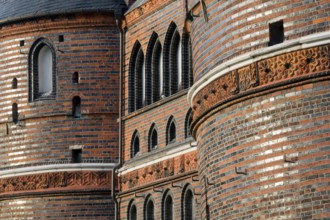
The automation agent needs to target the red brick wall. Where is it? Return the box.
[191,0,330,80]
[0,13,119,169]
[196,79,330,219]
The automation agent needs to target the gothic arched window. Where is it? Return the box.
[131,130,140,158]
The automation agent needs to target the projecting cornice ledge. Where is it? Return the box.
[188,31,330,135]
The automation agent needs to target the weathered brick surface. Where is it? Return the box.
[196,79,330,219]
[0,194,115,220]
[0,13,120,170]
[0,12,120,218]
[191,0,330,80]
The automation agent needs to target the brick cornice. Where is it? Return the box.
[190,41,330,134]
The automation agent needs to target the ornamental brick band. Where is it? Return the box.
[0,171,111,196]
[192,44,330,127]
[120,151,197,191]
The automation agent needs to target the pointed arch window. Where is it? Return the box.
[164,22,182,97]
[182,185,195,220]
[29,39,56,101]
[148,123,158,151]
[166,116,176,145]
[144,195,155,220]
[162,190,173,220]
[146,33,163,105]
[131,131,140,158]
[128,200,137,220]
[129,42,144,112]
[185,109,193,138]
[182,33,193,89]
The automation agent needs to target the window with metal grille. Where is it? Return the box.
[166,116,176,145]
[149,124,158,151]
[129,41,144,112]
[269,20,284,46]
[163,192,173,220]
[184,189,194,220]
[128,201,137,220]
[29,39,56,101]
[72,96,81,118]
[131,131,140,158]
[144,197,155,220]
[12,103,18,124]
[185,109,193,138]
[182,33,193,89]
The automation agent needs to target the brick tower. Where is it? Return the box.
[0,1,126,219]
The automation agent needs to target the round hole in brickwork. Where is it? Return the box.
[284,63,291,69]
[265,68,271,73]
[306,57,312,64]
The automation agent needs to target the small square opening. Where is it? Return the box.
[269,20,284,46]
[72,149,82,163]
[20,40,25,47]
[59,35,64,42]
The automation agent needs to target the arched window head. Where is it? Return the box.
[129,41,144,113]
[131,131,140,158]
[29,39,56,101]
[185,109,193,138]
[182,33,193,89]
[166,116,177,145]
[12,103,18,124]
[146,32,163,105]
[148,124,158,151]
[144,195,155,220]
[164,22,182,97]
[182,185,195,220]
[72,72,79,84]
[162,190,173,220]
[72,96,81,118]
[128,200,137,220]
[12,78,18,89]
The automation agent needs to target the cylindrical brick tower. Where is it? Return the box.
[188,0,330,219]
[0,1,125,219]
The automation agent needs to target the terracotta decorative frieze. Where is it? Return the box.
[120,151,197,191]
[192,44,330,121]
[0,171,111,195]
[124,0,175,28]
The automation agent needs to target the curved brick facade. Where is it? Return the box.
[188,0,330,219]
[190,0,330,80]
[0,4,122,218]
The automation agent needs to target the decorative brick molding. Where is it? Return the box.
[120,151,197,191]
[192,44,330,124]
[0,171,111,195]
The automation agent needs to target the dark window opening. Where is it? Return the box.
[164,194,173,220]
[184,189,194,220]
[145,199,154,220]
[269,20,284,46]
[128,204,137,220]
[12,103,18,124]
[170,31,181,95]
[59,35,64,42]
[185,109,193,138]
[182,34,193,89]
[72,149,82,163]
[129,42,144,113]
[152,40,162,103]
[166,117,177,145]
[72,72,79,84]
[19,40,25,47]
[12,78,18,89]
[131,131,140,158]
[72,96,81,118]
[149,125,158,151]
